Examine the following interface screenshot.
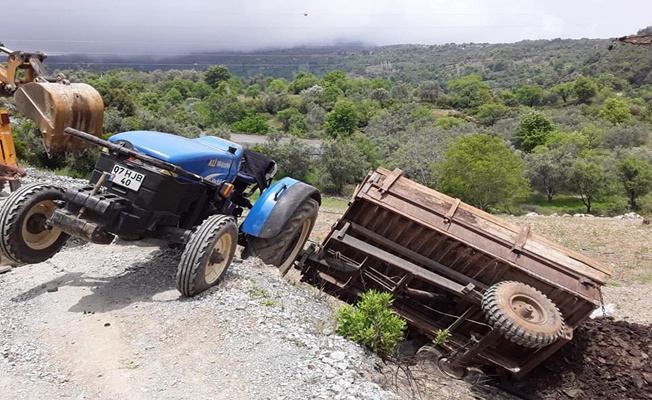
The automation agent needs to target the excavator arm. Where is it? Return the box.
[0,43,104,155]
[0,44,50,95]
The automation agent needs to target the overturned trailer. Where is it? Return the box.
[297,168,611,378]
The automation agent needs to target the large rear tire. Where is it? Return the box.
[244,197,318,276]
[176,215,238,297]
[481,281,565,348]
[0,183,69,265]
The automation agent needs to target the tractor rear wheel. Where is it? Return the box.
[176,215,238,297]
[481,281,564,348]
[0,183,69,265]
[244,197,318,276]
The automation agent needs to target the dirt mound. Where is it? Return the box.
[514,317,651,400]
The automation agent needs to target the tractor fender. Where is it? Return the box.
[240,177,321,239]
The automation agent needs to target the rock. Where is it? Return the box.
[623,212,642,220]
[525,212,538,218]
[563,388,584,398]
[573,213,585,218]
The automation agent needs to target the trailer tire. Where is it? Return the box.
[244,197,318,276]
[176,215,237,297]
[481,281,564,348]
[0,183,69,265]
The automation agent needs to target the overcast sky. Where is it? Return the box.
[2,0,650,55]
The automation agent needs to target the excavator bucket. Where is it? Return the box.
[14,82,104,155]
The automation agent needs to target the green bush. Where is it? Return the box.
[335,289,406,355]
[640,193,652,217]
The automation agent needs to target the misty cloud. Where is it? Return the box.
[2,0,650,54]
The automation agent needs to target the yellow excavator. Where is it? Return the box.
[0,43,104,272]
[0,42,104,188]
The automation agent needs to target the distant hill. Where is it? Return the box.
[48,35,652,90]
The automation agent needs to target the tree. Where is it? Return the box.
[568,157,611,214]
[324,100,360,137]
[475,103,509,126]
[599,98,631,124]
[439,134,529,211]
[551,83,573,105]
[525,147,574,201]
[317,83,344,110]
[318,139,371,194]
[369,88,391,107]
[204,65,231,89]
[259,136,312,179]
[390,126,458,188]
[617,157,652,210]
[446,75,493,110]
[320,70,348,91]
[573,76,598,105]
[390,84,411,102]
[516,112,555,152]
[276,107,307,135]
[498,90,519,107]
[289,72,320,94]
[230,114,269,134]
[415,81,440,103]
[515,85,544,107]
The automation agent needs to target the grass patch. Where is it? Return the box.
[320,196,349,210]
[248,285,281,306]
[522,194,626,216]
[637,273,652,284]
[281,336,308,348]
[248,285,271,300]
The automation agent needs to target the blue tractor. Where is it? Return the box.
[0,128,320,296]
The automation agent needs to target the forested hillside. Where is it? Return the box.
[6,28,652,216]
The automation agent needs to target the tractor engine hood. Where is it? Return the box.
[108,131,244,183]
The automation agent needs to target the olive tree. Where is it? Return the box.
[318,139,371,194]
[617,156,652,210]
[568,157,612,214]
[525,147,575,201]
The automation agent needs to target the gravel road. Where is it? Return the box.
[1,169,399,400]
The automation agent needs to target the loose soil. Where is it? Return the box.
[515,318,652,400]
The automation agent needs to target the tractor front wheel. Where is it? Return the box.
[176,215,238,297]
[0,183,69,265]
[244,197,319,276]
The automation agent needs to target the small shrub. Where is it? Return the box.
[604,197,630,217]
[335,289,406,355]
[433,329,451,346]
[640,193,652,217]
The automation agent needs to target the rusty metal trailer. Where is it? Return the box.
[297,168,612,378]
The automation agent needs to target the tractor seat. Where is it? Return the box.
[236,149,277,192]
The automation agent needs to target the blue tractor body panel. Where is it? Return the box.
[241,177,321,238]
[240,178,300,237]
[109,131,244,184]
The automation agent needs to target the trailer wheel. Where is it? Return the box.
[176,215,237,297]
[0,183,69,265]
[244,197,318,276]
[481,281,564,348]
